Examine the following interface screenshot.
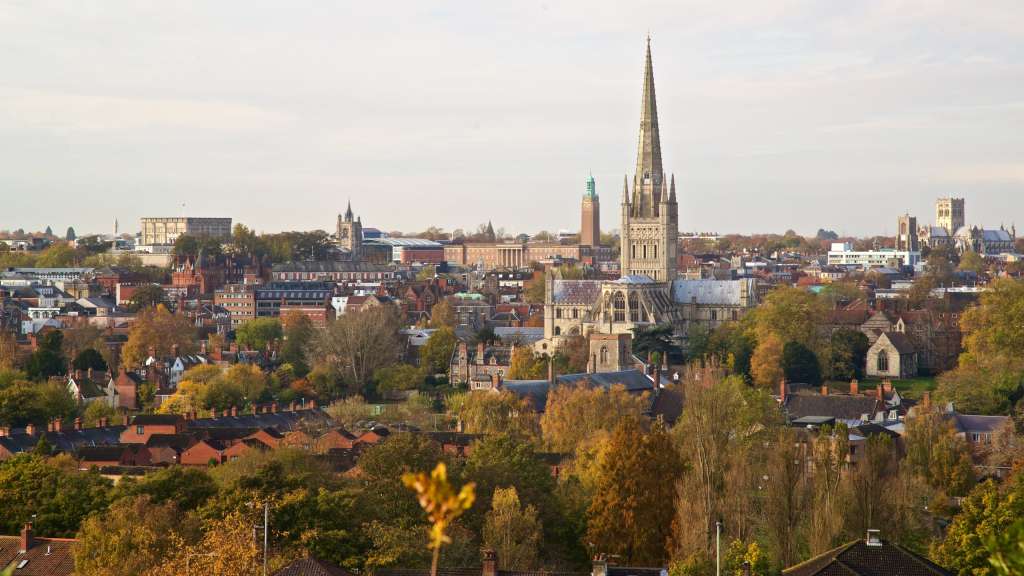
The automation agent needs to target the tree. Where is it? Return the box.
[588,417,681,565]
[146,510,283,576]
[524,275,545,305]
[959,250,987,274]
[312,305,403,392]
[26,330,66,380]
[358,433,452,525]
[748,286,825,348]
[74,495,200,576]
[761,427,810,567]
[483,487,541,570]
[507,348,546,380]
[933,475,1024,575]
[375,364,425,392]
[903,407,976,497]
[0,453,111,537]
[420,327,457,377]
[280,312,314,377]
[540,383,648,453]
[631,324,675,362]
[828,329,869,381]
[113,466,218,512]
[72,348,109,372]
[235,318,283,351]
[121,305,195,368]
[988,517,1024,576]
[128,284,166,310]
[750,334,783,389]
[429,300,456,329]
[36,243,77,267]
[458,390,538,437]
[0,332,18,370]
[782,340,821,385]
[172,234,223,261]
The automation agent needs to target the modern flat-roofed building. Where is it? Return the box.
[140,217,232,246]
[827,243,920,270]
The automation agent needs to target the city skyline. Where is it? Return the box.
[3,1,1024,236]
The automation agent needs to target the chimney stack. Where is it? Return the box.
[876,383,883,400]
[25,423,36,436]
[19,522,33,553]
[271,402,278,414]
[779,379,787,404]
[548,356,555,385]
[74,417,82,431]
[850,379,859,395]
[476,342,485,364]
[87,367,93,380]
[821,385,829,396]
[230,406,238,417]
[883,379,893,394]
[482,549,498,576]
[309,399,317,410]
[591,554,608,576]
[123,414,130,426]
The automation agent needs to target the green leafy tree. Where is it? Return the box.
[375,363,425,392]
[933,476,1024,575]
[959,250,987,274]
[0,453,112,537]
[128,284,166,310]
[429,300,456,329]
[631,324,675,362]
[74,495,200,576]
[27,330,66,380]
[828,329,869,381]
[420,327,457,376]
[72,348,109,372]
[112,465,218,512]
[458,390,538,437]
[747,286,826,348]
[483,486,542,570]
[588,418,681,565]
[281,312,314,377]
[312,305,403,392]
[540,383,648,453]
[235,317,283,351]
[782,340,821,385]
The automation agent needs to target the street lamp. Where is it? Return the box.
[716,520,723,576]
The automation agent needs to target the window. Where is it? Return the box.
[136,425,144,435]
[613,292,626,323]
[600,346,608,364]
[554,326,561,336]
[711,309,718,321]
[653,244,658,259]
[629,293,640,323]
[572,308,578,319]
[555,308,562,319]
[877,350,889,373]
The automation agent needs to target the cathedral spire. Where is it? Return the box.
[622,174,630,204]
[670,173,677,203]
[635,35,663,189]
[344,200,354,222]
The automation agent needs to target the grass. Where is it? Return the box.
[827,376,938,399]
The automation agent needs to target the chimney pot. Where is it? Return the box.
[779,379,787,403]
[482,549,498,576]
[74,417,82,431]
[19,522,33,553]
[821,385,829,396]
[309,399,317,410]
[230,406,238,417]
[271,402,278,413]
[87,367,93,380]
[25,423,36,436]
[850,379,859,395]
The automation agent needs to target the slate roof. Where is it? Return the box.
[273,261,391,273]
[273,556,354,576]
[503,369,657,412]
[493,327,544,344]
[0,426,126,457]
[132,414,182,426]
[879,332,916,354]
[671,278,754,306]
[187,408,333,431]
[145,434,196,450]
[0,536,77,576]
[952,413,1009,434]
[76,445,125,461]
[551,279,602,304]
[782,538,950,575]
[784,393,882,422]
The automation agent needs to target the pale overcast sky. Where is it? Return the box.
[2,1,1023,237]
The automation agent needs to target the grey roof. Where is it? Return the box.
[551,279,602,304]
[187,408,333,431]
[672,278,754,305]
[784,393,881,422]
[953,413,1009,434]
[927,226,949,237]
[878,332,916,354]
[503,369,657,412]
[783,538,950,576]
[614,275,656,284]
[273,261,391,273]
[493,327,544,343]
[982,229,1013,242]
[0,426,126,456]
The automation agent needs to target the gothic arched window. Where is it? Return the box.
[554,326,561,336]
[877,350,889,373]
[600,346,609,364]
[629,292,640,323]
[613,292,626,323]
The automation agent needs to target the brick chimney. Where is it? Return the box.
[52,418,61,432]
[309,399,317,410]
[123,413,130,426]
[74,369,82,380]
[271,402,278,414]
[230,406,238,417]
[482,549,498,576]
[87,367,93,381]
[476,342,485,364]
[74,417,82,431]
[779,379,787,404]
[25,423,36,436]
[0,426,8,437]
[19,522,33,553]
[98,417,108,428]
[850,379,859,395]
[883,380,893,394]
[548,356,555,385]
[592,554,608,576]
[876,383,883,400]
[821,385,829,396]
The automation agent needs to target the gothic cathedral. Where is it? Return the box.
[620,38,678,282]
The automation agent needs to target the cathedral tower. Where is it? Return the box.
[936,197,964,235]
[337,200,363,259]
[620,37,678,281]
[581,174,600,248]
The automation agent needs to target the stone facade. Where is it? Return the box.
[140,217,232,246]
[336,201,363,259]
[936,197,965,235]
[866,332,918,379]
[896,214,919,252]
[588,333,632,373]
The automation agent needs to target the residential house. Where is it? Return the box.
[66,369,117,407]
[783,530,951,575]
[0,523,77,576]
[450,341,513,386]
[120,414,186,444]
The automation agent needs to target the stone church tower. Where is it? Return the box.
[337,200,362,259]
[620,38,678,282]
[581,174,600,248]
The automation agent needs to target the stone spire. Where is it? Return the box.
[344,200,354,222]
[622,174,630,204]
[670,173,677,203]
[635,35,663,194]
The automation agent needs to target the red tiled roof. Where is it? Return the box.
[0,536,77,576]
